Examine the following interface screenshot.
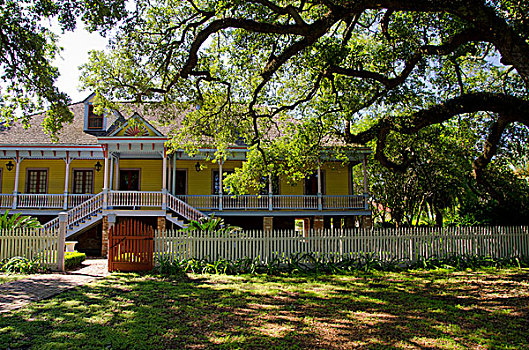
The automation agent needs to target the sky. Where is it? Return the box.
[52,26,109,103]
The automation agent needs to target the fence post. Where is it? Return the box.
[57,212,67,272]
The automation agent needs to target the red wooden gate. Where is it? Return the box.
[108,219,154,272]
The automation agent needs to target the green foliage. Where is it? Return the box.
[154,253,528,276]
[368,119,529,226]
[184,215,242,235]
[64,252,86,270]
[0,256,46,274]
[79,0,529,221]
[0,0,126,136]
[0,211,42,229]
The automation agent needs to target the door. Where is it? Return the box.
[119,169,140,191]
[174,170,187,195]
[108,219,154,272]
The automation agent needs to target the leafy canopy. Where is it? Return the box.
[0,0,126,137]
[80,0,529,194]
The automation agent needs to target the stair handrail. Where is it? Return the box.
[166,193,207,222]
[42,193,104,232]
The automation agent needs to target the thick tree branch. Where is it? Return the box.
[329,27,486,89]
[349,93,529,177]
[249,0,308,26]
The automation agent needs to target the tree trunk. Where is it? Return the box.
[434,207,443,227]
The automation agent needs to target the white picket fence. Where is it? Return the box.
[154,226,529,263]
[0,228,59,269]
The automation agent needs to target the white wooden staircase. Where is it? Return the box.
[42,192,207,237]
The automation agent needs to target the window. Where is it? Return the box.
[212,170,234,194]
[72,170,94,194]
[87,105,103,129]
[26,169,48,194]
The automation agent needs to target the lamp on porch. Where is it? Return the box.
[5,161,14,171]
[195,161,201,172]
[94,161,102,172]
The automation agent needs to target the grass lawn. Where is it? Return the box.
[0,268,528,349]
[0,274,28,285]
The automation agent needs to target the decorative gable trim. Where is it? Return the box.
[108,112,164,137]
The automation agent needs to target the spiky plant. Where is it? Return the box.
[0,211,42,229]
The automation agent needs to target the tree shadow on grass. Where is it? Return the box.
[0,269,528,349]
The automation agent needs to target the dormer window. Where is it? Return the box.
[87,105,104,129]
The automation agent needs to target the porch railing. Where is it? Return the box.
[0,193,96,210]
[0,194,13,208]
[166,193,207,222]
[223,195,269,210]
[0,192,369,211]
[17,194,64,209]
[176,194,368,210]
[108,191,163,207]
[68,194,96,208]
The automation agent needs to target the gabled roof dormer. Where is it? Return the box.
[83,93,107,133]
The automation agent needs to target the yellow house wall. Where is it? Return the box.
[174,160,243,195]
[277,162,351,196]
[17,159,67,194]
[118,159,162,191]
[0,158,352,196]
[2,163,15,193]
[1,159,106,194]
[70,160,105,193]
[323,162,351,195]
[280,178,303,195]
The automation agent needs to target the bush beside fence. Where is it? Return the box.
[154,226,529,264]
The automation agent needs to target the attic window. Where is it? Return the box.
[88,105,103,129]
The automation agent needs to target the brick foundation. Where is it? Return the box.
[101,216,109,257]
[157,216,166,233]
[313,216,324,231]
[263,217,273,232]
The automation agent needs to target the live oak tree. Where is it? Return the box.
[0,0,125,136]
[367,120,529,226]
[80,0,529,196]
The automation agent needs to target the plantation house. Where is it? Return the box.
[0,94,371,256]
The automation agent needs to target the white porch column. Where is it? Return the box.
[172,154,177,195]
[362,154,369,210]
[102,147,109,209]
[218,160,223,211]
[167,154,172,194]
[109,154,114,190]
[317,165,322,211]
[63,152,71,210]
[162,148,167,210]
[268,174,273,211]
[113,153,120,190]
[12,151,21,209]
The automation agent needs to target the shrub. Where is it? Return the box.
[154,253,529,276]
[64,252,86,270]
[0,256,46,274]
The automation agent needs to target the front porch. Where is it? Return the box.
[0,191,369,212]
